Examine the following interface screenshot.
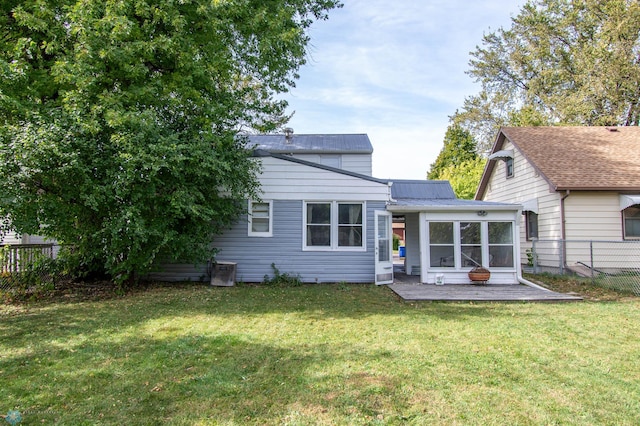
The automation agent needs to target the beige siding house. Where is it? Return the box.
[476,126,640,272]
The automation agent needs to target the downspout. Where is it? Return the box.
[515,205,552,292]
[560,190,571,272]
[518,271,553,291]
[519,189,571,291]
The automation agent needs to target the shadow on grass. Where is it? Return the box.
[1,329,413,424]
[0,283,534,342]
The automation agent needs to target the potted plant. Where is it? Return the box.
[468,266,490,284]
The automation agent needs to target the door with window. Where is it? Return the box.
[375,211,393,285]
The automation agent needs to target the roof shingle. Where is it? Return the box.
[500,126,640,190]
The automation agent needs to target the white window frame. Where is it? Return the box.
[427,220,515,270]
[303,201,366,251]
[623,205,640,240]
[248,200,273,237]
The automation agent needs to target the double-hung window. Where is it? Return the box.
[248,200,272,237]
[305,202,365,250]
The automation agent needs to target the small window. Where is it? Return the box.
[623,205,640,239]
[505,157,514,178]
[525,211,538,240]
[248,201,272,237]
[319,155,342,169]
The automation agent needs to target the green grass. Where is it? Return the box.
[2,283,640,425]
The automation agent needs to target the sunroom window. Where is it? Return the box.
[428,221,515,269]
[429,222,454,268]
[488,222,514,267]
[460,222,482,267]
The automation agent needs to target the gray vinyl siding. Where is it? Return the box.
[214,200,385,283]
[151,200,386,283]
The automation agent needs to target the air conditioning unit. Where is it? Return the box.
[210,261,237,286]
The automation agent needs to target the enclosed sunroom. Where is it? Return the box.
[387,181,523,285]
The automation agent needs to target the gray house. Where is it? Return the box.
[153,133,524,286]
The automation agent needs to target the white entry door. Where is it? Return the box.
[375,210,394,285]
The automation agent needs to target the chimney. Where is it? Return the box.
[284,127,294,142]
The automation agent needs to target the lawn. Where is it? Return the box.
[1,282,639,425]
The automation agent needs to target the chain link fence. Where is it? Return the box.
[525,239,640,295]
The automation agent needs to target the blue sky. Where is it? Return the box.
[282,0,525,179]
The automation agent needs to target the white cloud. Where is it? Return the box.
[284,0,525,179]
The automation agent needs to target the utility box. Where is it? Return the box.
[210,261,237,287]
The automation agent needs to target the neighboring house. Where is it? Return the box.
[0,231,51,246]
[476,126,640,272]
[154,133,523,285]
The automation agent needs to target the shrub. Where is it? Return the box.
[393,233,401,251]
[262,263,302,287]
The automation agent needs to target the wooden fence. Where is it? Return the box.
[0,244,56,273]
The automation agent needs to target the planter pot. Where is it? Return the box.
[468,267,490,284]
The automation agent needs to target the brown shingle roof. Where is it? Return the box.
[500,126,640,191]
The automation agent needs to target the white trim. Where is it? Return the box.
[425,220,517,272]
[374,210,394,285]
[303,201,367,251]
[248,200,273,237]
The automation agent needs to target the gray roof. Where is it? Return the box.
[388,179,519,211]
[390,198,519,208]
[245,134,374,154]
[390,180,456,200]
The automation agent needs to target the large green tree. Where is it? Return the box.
[427,124,485,199]
[0,0,341,282]
[455,0,640,151]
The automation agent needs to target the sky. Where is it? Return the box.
[281,0,526,180]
